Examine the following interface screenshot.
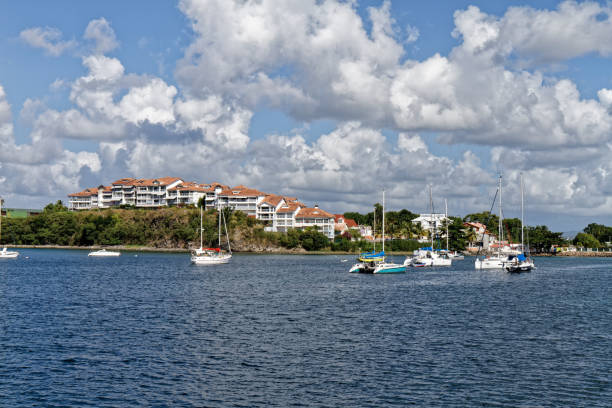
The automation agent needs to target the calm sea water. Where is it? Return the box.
[0,250,610,407]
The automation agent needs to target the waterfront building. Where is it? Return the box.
[68,187,100,210]
[67,178,335,239]
[217,185,268,218]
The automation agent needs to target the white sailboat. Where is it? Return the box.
[191,205,232,265]
[475,175,510,270]
[406,186,451,267]
[506,173,535,273]
[0,198,19,259]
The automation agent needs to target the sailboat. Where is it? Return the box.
[506,174,535,273]
[350,204,384,273]
[0,198,19,259]
[475,175,510,270]
[349,190,405,274]
[191,205,232,265]
[405,186,451,267]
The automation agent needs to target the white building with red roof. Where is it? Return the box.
[217,185,268,218]
[68,179,334,238]
[333,214,358,234]
[273,203,335,239]
[68,187,99,210]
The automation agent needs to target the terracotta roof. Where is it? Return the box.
[218,185,267,197]
[111,177,182,187]
[333,214,358,228]
[296,207,334,219]
[167,181,211,192]
[68,187,99,197]
[133,177,182,187]
[261,195,282,206]
[112,178,136,186]
[276,202,302,214]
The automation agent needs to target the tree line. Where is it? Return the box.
[1,200,607,253]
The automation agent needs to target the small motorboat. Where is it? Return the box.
[0,247,19,259]
[88,249,121,257]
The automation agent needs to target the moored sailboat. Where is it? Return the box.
[506,173,534,273]
[191,205,232,265]
[475,175,511,270]
[349,190,405,274]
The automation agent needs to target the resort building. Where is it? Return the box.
[68,178,336,239]
[167,182,228,209]
[271,203,334,239]
[68,187,100,210]
[217,185,268,218]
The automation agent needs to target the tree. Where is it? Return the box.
[583,223,612,244]
[573,233,601,249]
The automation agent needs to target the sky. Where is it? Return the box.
[1,0,611,232]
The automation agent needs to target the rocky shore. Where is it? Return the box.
[554,251,612,257]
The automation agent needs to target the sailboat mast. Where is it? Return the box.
[521,173,524,253]
[382,190,385,253]
[445,198,449,251]
[200,205,203,249]
[373,206,376,252]
[498,175,502,258]
[430,185,434,250]
[218,205,221,248]
[0,197,3,245]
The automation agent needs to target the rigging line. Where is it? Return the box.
[476,188,499,255]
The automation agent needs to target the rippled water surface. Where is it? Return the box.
[1,250,610,406]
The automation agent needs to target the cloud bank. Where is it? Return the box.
[3,0,611,224]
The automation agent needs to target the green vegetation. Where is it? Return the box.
[0,200,333,252]
[1,200,606,253]
[573,232,601,249]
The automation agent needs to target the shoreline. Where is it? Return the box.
[5,245,612,257]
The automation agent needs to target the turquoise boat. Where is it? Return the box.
[349,190,405,274]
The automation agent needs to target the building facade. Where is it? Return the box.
[68,178,335,239]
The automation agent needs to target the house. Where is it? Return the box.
[333,214,358,236]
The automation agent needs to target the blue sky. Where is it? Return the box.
[1,0,611,232]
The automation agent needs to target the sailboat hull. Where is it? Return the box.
[373,263,406,274]
[191,253,232,265]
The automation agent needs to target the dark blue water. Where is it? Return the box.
[1,250,610,407]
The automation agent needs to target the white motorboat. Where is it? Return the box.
[0,198,19,259]
[475,256,509,269]
[0,247,19,259]
[407,248,452,267]
[88,249,121,257]
[191,205,232,265]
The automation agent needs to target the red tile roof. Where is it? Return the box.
[277,202,302,214]
[296,207,334,219]
[68,187,99,197]
[333,214,358,228]
[218,185,267,197]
